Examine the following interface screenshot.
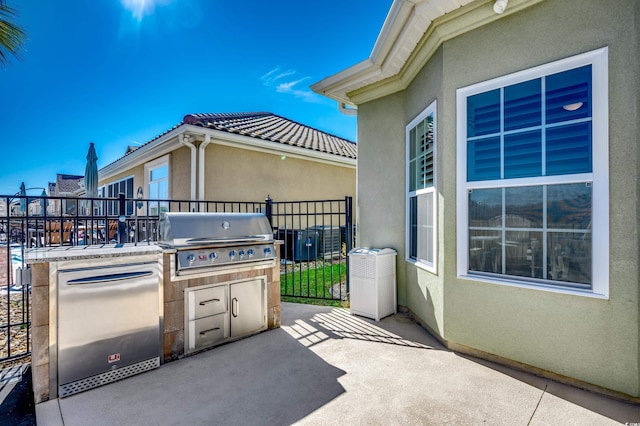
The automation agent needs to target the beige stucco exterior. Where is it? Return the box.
[345,0,639,398]
[203,143,356,201]
[98,148,187,200]
[103,166,144,194]
[170,146,192,201]
[99,128,355,207]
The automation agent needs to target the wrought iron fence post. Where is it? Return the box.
[118,193,126,244]
[265,195,273,228]
[345,195,353,292]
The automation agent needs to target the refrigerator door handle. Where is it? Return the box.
[66,270,154,285]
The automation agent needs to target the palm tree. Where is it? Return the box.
[0,0,25,66]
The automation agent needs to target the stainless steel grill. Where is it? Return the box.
[159,212,276,275]
[159,212,274,355]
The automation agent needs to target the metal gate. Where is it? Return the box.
[268,196,354,305]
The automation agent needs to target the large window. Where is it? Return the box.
[407,101,437,271]
[456,48,608,297]
[145,155,170,216]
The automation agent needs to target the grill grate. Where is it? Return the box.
[58,357,160,398]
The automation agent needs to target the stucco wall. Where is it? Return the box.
[202,144,355,202]
[357,93,407,305]
[407,46,446,334]
[636,0,640,391]
[442,0,639,397]
[100,142,354,214]
[355,0,639,397]
[171,146,192,200]
[99,165,143,194]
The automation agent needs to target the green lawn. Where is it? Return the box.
[280,262,349,308]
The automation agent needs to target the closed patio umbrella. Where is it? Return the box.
[18,181,26,213]
[41,189,48,214]
[84,142,99,199]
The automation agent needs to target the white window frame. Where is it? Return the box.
[406,100,437,273]
[456,47,609,298]
[94,186,105,215]
[144,154,170,216]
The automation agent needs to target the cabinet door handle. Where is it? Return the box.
[199,298,220,306]
[232,297,239,317]
[199,327,221,336]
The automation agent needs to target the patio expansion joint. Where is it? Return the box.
[527,382,548,425]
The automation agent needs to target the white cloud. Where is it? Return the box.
[261,68,297,84]
[260,68,279,81]
[261,67,322,103]
[276,78,308,92]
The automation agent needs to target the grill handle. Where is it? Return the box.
[199,327,221,336]
[232,297,239,318]
[185,236,268,245]
[199,298,220,306]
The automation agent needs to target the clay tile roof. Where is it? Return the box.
[101,112,357,172]
[183,112,357,159]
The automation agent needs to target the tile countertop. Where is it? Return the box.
[25,243,165,263]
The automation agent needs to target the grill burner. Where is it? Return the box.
[159,212,276,274]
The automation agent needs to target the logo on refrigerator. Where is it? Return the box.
[108,353,121,363]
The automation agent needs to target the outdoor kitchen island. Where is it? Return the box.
[161,245,282,362]
[26,240,281,404]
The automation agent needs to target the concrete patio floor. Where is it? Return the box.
[37,302,640,425]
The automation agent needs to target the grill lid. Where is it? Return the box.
[159,212,273,248]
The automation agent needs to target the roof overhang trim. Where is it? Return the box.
[311,0,544,105]
[99,125,187,181]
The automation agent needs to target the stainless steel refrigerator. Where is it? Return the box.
[57,261,161,397]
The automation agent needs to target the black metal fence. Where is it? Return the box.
[268,197,354,302]
[0,193,354,363]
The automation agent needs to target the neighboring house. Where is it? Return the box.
[98,112,356,213]
[52,173,84,197]
[48,173,84,215]
[313,0,639,400]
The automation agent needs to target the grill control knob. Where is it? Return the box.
[247,249,255,258]
[209,252,217,262]
[229,250,236,259]
[239,249,246,259]
[187,254,196,264]
[263,247,272,256]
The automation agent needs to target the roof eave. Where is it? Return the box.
[200,127,357,168]
[98,124,187,182]
[99,124,356,182]
[370,0,422,64]
[310,0,425,105]
[312,0,544,105]
[310,59,378,105]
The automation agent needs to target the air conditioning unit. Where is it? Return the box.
[277,229,319,262]
[307,226,341,258]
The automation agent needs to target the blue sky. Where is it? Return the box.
[0,0,391,195]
